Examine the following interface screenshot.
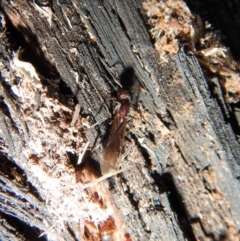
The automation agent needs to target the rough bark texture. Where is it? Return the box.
[0,0,240,241]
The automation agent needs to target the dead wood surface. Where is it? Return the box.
[0,0,240,241]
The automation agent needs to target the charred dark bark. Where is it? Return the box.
[0,0,240,240]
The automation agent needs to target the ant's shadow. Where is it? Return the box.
[119,66,135,90]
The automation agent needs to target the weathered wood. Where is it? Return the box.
[184,0,240,59]
[0,0,240,240]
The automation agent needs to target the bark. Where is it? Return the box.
[0,0,240,241]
